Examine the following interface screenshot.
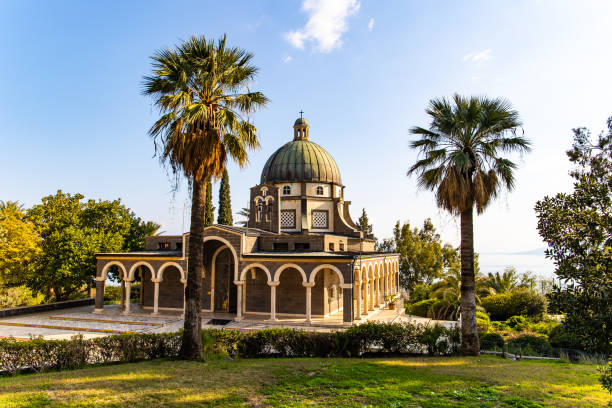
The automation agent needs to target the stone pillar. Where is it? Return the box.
[354,282,361,320]
[151,278,161,315]
[94,277,105,313]
[368,280,374,311]
[234,280,244,321]
[341,284,353,323]
[268,281,279,321]
[303,282,315,324]
[181,279,187,318]
[123,279,133,314]
[374,277,380,307]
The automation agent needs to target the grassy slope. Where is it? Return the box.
[0,356,608,407]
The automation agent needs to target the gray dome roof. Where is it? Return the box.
[260,139,341,184]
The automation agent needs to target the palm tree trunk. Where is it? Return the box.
[460,206,480,355]
[180,175,206,360]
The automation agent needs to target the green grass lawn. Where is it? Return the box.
[0,355,608,407]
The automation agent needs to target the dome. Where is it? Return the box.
[260,119,341,184]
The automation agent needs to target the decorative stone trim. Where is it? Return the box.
[95,276,106,281]
[340,283,353,289]
[267,281,280,287]
[301,282,315,288]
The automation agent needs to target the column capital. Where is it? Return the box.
[233,280,245,286]
[301,282,315,288]
[123,278,134,283]
[151,278,162,283]
[340,283,353,289]
[180,279,187,285]
[267,281,280,287]
[95,276,106,282]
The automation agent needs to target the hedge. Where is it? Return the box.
[0,322,460,375]
[480,290,547,321]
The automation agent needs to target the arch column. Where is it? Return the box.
[122,279,133,314]
[268,281,279,321]
[94,276,105,313]
[374,276,380,307]
[368,280,374,311]
[302,282,315,324]
[151,278,161,315]
[234,280,245,321]
[354,282,361,320]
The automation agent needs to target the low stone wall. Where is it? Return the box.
[0,298,94,318]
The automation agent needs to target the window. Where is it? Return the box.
[261,187,268,196]
[329,243,335,251]
[266,205,273,222]
[311,210,328,229]
[280,210,296,229]
[282,185,291,195]
[339,242,345,251]
[316,185,324,195]
[273,242,289,251]
[256,204,263,222]
[158,242,170,250]
[294,242,310,251]
[175,242,183,251]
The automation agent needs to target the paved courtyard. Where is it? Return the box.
[0,304,454,340]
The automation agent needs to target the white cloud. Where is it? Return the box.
[462,49,493,62]
[283,56,293,63]
[285,0,361,53]
[367,17,374,31]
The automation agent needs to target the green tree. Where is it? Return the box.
[236,207,249,226]
[0,205,41,288]
[392,219,447,289]
[358,208,373,236]
[535,117,611,355]
[408,94,529,355]
[484,267,537,295]
[217,169,233,225]
[143,35,268,359]
[26,191,133,301]
[124,217,162,252]
[204,177,215,227]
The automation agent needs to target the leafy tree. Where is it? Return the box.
[358,208,373,236]
[535,117,611,354]
[143,35,268,359]
[204,177,215,227]
[408,94,529,355]
[0,200,25,216]
[0,206,41,288]
[236,207,249,226]
[392,219,447,289]
[124,218,162,252]
[217,169,233,225]
[26,191,133,301]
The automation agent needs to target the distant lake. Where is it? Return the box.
[478,252,555,279]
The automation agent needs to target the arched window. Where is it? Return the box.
[256,204,263,222]
[266,204,273,222]
[316,186,324,195]
[282,185,291,195]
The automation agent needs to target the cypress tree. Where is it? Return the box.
[358,208,373,236]
[217,169,233,225]
[204,177,215,226]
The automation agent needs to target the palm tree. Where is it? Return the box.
[408,94,530,355]
[142,35,268,360]
[0,201,25,217]
[485,267,519,294]
[236,207,250,226]
[430,268,490,320]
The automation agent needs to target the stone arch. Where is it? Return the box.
[158,262,185,282]
[101,261,127,280]
[203,236,239,281]
[273,263,307,283]
[239,263,272,282]
[360,265,368,282]
[309,264,344,285]
[128,261,154,281]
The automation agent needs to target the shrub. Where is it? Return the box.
[407,298,436,317]
[481,290,547,321]
[601,352,612,394]
[476,311,491,331]
[409,284,431,303]
[508,334,553,356]
[505,316,528,331]
[418,324,458,356]
[103,285,122,302]
[480,332,504,351]
[548,324,583,350]
[429,299,459,321]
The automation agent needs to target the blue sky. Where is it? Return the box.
[1,1,611,276]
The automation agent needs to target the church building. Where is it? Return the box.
[95,117,400,325]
